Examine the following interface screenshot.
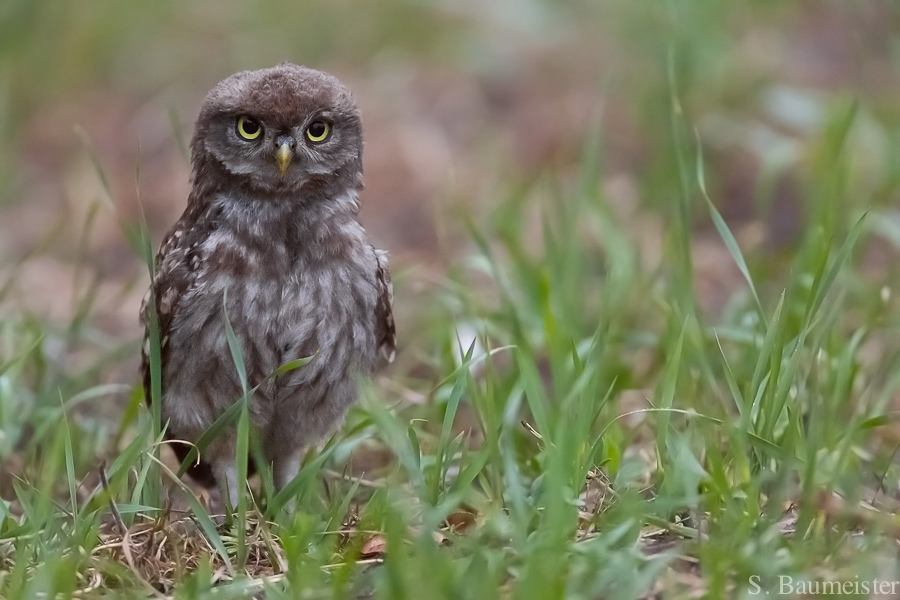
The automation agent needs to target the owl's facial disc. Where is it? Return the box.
[194,64,364,194]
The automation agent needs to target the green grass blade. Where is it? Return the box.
[696,138,765,323]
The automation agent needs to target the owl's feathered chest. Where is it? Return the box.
[156,192,380,423]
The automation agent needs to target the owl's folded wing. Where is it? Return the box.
[373,248,396,367]
[140,201,216,402]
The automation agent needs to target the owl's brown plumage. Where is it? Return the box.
[140,63,395,507]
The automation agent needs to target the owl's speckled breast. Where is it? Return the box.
[160,193,380,440]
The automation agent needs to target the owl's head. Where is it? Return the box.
[191,63,363,195]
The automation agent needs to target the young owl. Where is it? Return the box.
[140,63,395,508]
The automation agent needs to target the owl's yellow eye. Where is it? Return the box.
[236,116,262,140]
[306,121,330,143]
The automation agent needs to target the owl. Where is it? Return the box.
[140,63,395,509]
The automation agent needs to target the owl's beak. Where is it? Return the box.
[275,143,293,177]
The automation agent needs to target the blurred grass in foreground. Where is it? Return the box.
[4,1,900,598]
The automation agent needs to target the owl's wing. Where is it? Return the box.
[140,202,215,402]
[373,248,396,366]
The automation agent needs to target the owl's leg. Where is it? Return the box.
[272,450,303,513]
[213,459,240,512]
[273,451,303,491]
